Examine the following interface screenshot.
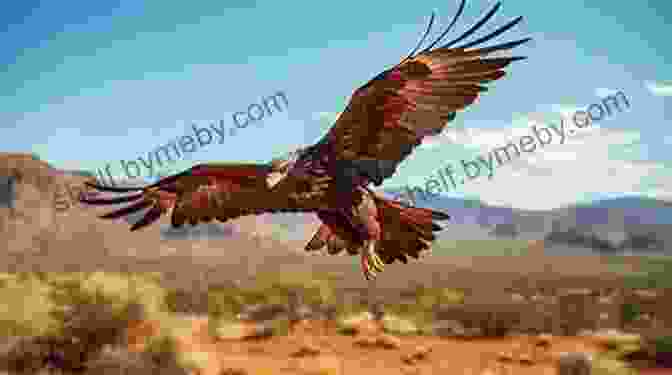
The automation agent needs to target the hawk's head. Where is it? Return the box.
[266,149,302,189]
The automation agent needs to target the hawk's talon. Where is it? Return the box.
[361,241,384,280]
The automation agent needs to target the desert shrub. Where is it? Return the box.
[650,335,672,355]
[206,284,247,320]
[83,345,187,375]
[206,271,337,320]
[143,334,190,373]
[621,270,671,290]
[163,287,210,315]
[246,271,336,308]
[415,286,465,309]
[0,272,59,337]
[0,336,52,374]
[464,305,519,337]
[28,272,162,371]
[619,256,672,290]
[335,311,375,335]
[384,286,466,333]
[45,271,166,317]
[591,355,638,375]
[381,314,420,335]
[144,326,219,374]
[620,302,641,325]
[46,285,146,371]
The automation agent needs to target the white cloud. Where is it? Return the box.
[449,124,672,210]
[388,102,670,210]
[645,80,672,96]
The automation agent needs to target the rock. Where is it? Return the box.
[291,343,321,358]
[518,353,534,365]
[496,351,514,362]
[534,333,553,348]
[556,352,592,375]
[369,301,385,321]
[353,334,401,350]
[633,289,659,299]
[402,345,432,364]
[353,336,378,348]
[376,334,402,350]
[428,320,466,337]
[288,305,315,329]
[510,293,526,302]
[236,304,287,322]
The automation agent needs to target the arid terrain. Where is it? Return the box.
[1,152,671,374]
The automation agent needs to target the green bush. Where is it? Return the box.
[619,256,672,290]
[650,335,672,354]
[620,302,642,324]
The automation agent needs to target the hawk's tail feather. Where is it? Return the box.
[375,195,449,264]
[79,191,145,205]
[380,197,450,221]
[98,199,152,219]
[385,200,448,240]
[84,181,144,193]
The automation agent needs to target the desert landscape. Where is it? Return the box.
[1,152,671,375]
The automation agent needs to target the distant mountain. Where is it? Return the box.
[42,165,672,256]
[59,169,96,178]
[380,188,672,256]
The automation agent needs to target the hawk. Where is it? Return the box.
[81,0,530,280]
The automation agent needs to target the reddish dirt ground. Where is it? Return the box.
[126,318,611,375]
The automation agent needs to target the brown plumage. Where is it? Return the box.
[81,0,530,280]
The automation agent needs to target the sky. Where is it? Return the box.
[0,0,670,210]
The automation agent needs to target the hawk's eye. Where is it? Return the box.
[271,158,284,168]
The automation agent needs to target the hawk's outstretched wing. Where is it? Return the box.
[80,163,315,231]
[324,0,531,185]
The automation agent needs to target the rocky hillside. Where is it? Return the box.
[0,153,318,284]
[1,152,660,294]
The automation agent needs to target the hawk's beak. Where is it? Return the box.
[266,171,286,189]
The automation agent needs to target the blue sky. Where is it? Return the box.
[1,0,671,210]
